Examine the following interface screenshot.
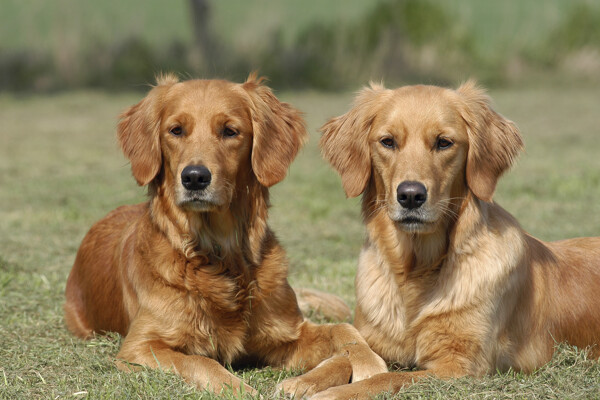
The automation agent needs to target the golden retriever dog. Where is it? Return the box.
[64,74,386,396]
[312,81,600,399]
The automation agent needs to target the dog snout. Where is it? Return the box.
[181,165,212,191]
[397,181,427,209]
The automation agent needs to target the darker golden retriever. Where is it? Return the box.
[312,81,600,399]
[64,74,386,396]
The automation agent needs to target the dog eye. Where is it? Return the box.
[380,138,395,149]
[222,127,239,138]
[169,126,183,136]
[436,138,453,150]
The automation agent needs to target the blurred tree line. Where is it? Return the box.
[1,0,599,92]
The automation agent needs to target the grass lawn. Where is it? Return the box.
[1,84,600,399]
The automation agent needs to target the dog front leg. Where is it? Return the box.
[310,366,468,399]
[275,321,387,398]
[116,338,256,396]
[277,354,352,398]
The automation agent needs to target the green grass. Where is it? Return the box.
[1,86,600,398]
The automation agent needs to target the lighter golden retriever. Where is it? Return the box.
[313,81,600,399]
[63,74,386,396]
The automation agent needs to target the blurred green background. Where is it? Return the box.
[2,0,600,91]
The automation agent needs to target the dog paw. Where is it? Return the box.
[345,346,388,382]
[276,375,315,399]
[277,355,353,398]
[308,384,360,400]
[351,356,388,382]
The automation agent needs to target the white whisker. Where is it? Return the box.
[366,203,388,219]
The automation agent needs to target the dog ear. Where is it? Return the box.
[457,80,524,202]
[117,74,178,186]
[319,84,389,198]
[243,74,308,187]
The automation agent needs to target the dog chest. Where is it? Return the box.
[355,248,417,363]
[141,248,255,363]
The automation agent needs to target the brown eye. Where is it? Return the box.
[222,126,239,138]
[380,137,395,149]
[436,137,453,150]
[169,126,183,136]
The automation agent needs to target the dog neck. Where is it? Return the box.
[149,176,270,269]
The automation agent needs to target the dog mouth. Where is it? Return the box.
[397,216,430,229]
[179,192,220,211]
[392,212,436,233]
[183,199,214,209]
[400,216,425,225]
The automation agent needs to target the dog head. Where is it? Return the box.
[320,81,523,234]
[117,73,307,212]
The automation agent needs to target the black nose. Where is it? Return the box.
[181,165,212,191]
[397,181,427,209]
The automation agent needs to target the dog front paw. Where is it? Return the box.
[344,344,388,382]
[308,383,366,400]
[277,355,353,398]
[276,375,316,399]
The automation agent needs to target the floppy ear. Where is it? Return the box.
[117,73,178,186]
[457,80,524,202]
[319,84,389,198]
[243,74,308,187]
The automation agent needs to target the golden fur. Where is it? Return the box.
[313,82,600,399]
[64,74,386,396]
